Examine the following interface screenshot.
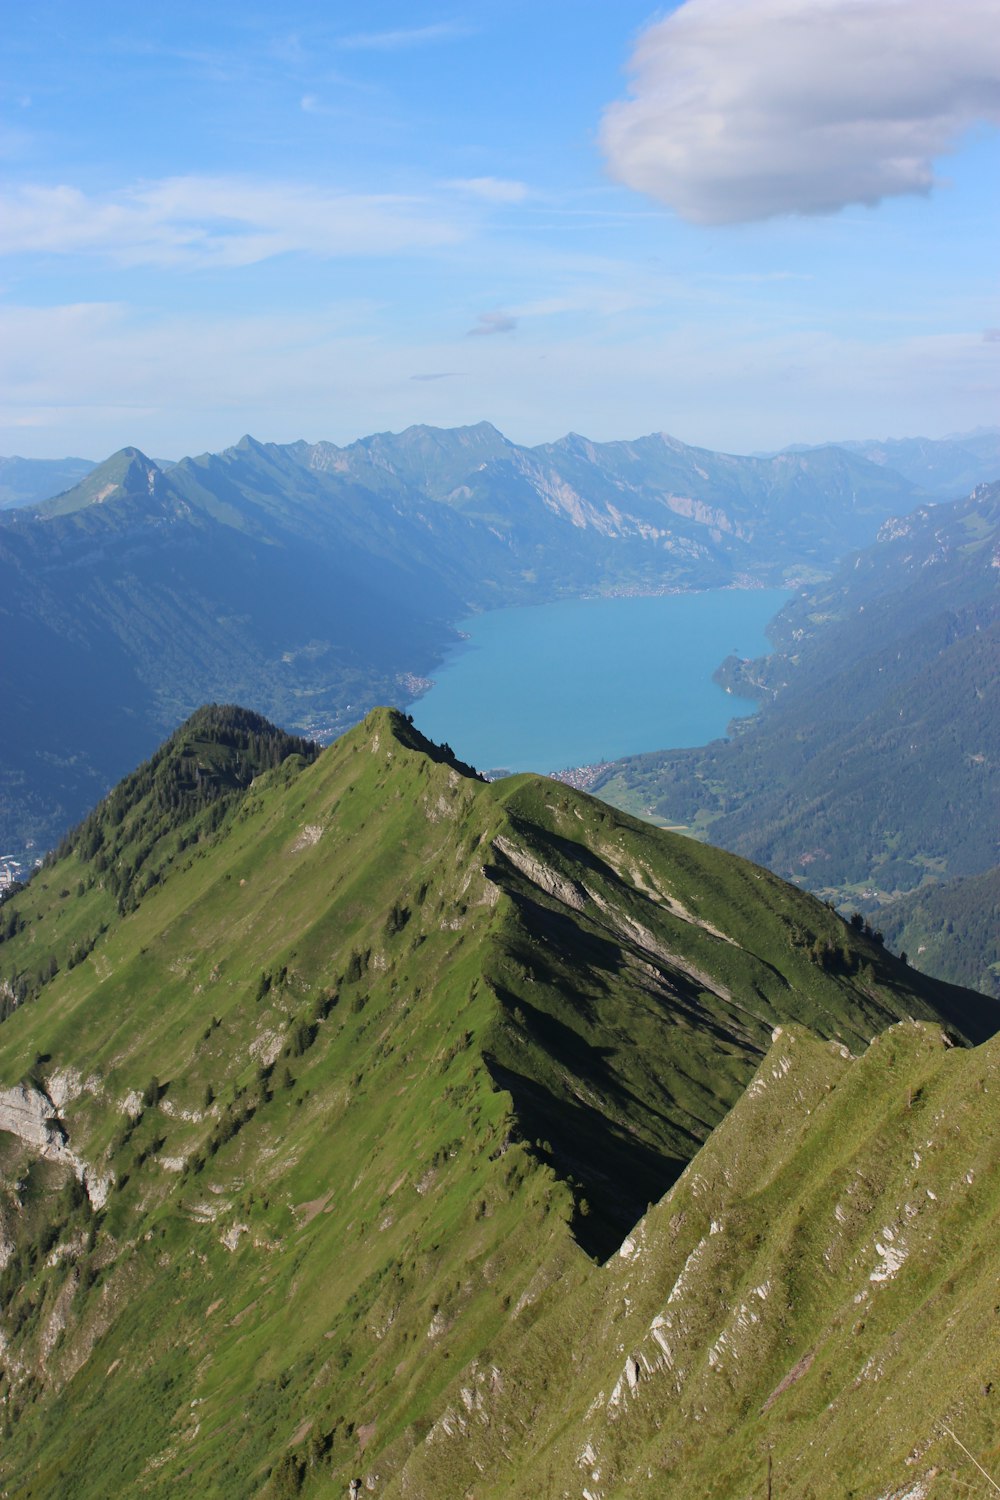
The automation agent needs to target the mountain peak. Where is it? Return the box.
[56,704,319,910]
[360,705,487,782]
[0,704,995,1495]
[84,444,157,479]
[29,446,161,516]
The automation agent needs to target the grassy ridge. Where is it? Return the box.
[0,707,995,1496]
[403,1021,1000,1499]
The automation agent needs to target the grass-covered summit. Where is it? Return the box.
[0,707,995,1497]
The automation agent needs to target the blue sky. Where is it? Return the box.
[1,0,998,459]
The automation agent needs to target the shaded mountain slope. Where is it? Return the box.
[880,865,1000,1000]
[0,708,993,1497]
[0,442,482,858]
[595,482,1000,901]
[1,421,924,862]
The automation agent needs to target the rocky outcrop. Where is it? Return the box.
[0,1082,111,1208]
[491,836,588,911]
[0,1082,69,1156]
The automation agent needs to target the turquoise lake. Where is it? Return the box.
[408,589,790,773]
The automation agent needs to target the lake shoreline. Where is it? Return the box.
[408,586,792,777]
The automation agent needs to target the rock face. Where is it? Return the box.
[0,1082,111,1208]
[0,1082,69,1155]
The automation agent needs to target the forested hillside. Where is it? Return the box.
[0,423,925,861]
[880,865,1000,998]
[595,482,1000,911]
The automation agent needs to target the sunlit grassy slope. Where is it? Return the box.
[406,1021,1000,1500]
[0,707,995,1498]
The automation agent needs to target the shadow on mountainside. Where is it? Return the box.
[483,1055,690,1262]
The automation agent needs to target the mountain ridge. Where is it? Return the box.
[397,1017,1000,1498]
[0,706,995,1497]
[0,421,933,863]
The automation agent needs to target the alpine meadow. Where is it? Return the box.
[1,2,999,1498]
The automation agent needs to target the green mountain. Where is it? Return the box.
[399,1018,1000,1499]
[595,482,1000,908]
[1,423,923,863]
[0,707,993,1497]
[0,440,485,861]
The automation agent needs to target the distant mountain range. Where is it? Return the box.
[0,421,946,860]
[6,423,999,512]
[0,705,995,1497]
[779,426,1000,497]
[0,454,96,510]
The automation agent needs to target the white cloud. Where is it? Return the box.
[446,177,531,204]
[336,22,471,51]
[602,0,1000,224]
[0,176,461,268]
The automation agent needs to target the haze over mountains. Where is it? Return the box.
[3,420,994,867]
[7,424,999,512]
[777,427,1000,498]
[0,457,97,512]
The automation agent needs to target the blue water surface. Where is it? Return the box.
[408,589,789,773]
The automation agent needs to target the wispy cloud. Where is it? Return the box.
[0,176,462,268]
[105,35,253,86]
[411,372,459,381]
[467,311,517,337]
[510,288,647,320]
[336,22,472,51]
[446,177,531,204]
[984,328,1000,343]
[602,0,1000,224]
